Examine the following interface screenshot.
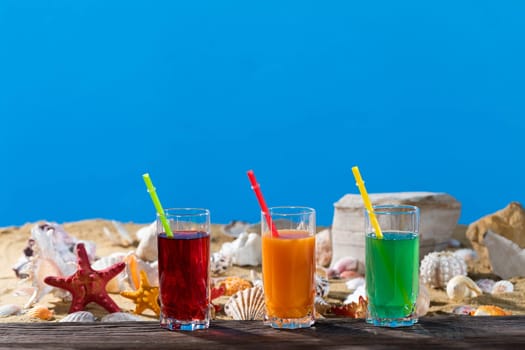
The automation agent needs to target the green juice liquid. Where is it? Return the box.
[365,231,419,320]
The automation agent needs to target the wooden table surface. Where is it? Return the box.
[1,316,524,349]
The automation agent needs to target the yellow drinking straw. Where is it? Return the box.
[351,166,383,239]
[142,173,173,238]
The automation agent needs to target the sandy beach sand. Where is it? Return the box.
[0,219,523,323]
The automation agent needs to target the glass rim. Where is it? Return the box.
[267,206,315,215]
[371,204,419,215]
[160,208,210,217]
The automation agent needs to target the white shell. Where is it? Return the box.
[491,280,514,294]
[135,222,158,262]
[344,285,366,305]
[345,277,365,291]
[446,275,482,301]
[210,252,232,276]
[224,286,265,320]
[453,248,478,264]
[420,251,467,289]
[219,232,262,266]
[59,311,97,322]
[100,312,143,322]
[484,230,525,280]
[92,252,128,293]
[416,282,431,317]
[476,279,496,293]
[0,304,22,317]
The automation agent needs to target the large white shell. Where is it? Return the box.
[0,304,22,317]
[484,230,525,279]
[491,280,514,294]
[135,222,158,262]
[224,286,265,320]
[420,251,467,289]
[446,275,482,301]
[219,232,262,266]
[100,312,143,322]
[59,311,97,322]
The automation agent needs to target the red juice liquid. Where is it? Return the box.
[157,231,210,321]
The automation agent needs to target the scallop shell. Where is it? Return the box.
[446,275,482,301]
[59,311,97,322]
[0,304,22,317]
[471,305,511,316]
[476,278,496,293]
[100,312,143,322]
[315,274,330,298]
[224,286,265,320]
[420,251,467,289]
[26,305,54,320]
[491,280,514,294]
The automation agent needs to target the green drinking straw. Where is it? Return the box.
[142,173,173,238]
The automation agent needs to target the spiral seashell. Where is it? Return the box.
[26,305,54,320]
[59,311,97,322]
[491,280,514,294]
[420,251,467,289]
[224,286,265,320]
[315,274,330,298]
[446,275,482,301]
[100,312,143,322]
[0,304,22,318]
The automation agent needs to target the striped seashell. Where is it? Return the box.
[315,274,330,298]
[420,251,467,289]
[26,305,54,320]
[491,280,514,294]
[224,286,265,320]
[59,311,97,322]
[0,304,22,318]
[100,312,143,322]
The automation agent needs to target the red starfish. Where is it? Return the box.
[44,243,125,314]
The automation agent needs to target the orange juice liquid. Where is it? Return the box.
[262,229,316,319]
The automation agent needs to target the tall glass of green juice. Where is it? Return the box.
[365,205,420,327]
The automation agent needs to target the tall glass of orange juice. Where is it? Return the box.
[261,206,316,329]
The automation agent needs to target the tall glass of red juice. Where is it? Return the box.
[262,206,316,329]
[157,208,211,331]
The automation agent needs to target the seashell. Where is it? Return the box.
[476,279,496,293]
[471,305,512,316]
[416,282,430,317]
[224,286,265,320]
[59,311,97,322]
[491,280,514,294]
[221,220,252,237]
[100,312,143,322]
[92,252,128,293]
[217,276,253,296]
[345,277,365,291]
[484,230,525,280]
[0,304,22,317]
[219,232,262,266]
[327,256,364,279]
[124,253,159,290]
[26,305,54,320]
[446,275,482,301]
[315,274,330,298]
[344,285,366,305]
[315,229,332,268]
[420,251,467,289]
[135,222,157,262]
[452,305,477,315]
[211,252,232,276]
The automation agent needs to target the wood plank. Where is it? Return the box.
[0,316,524,349]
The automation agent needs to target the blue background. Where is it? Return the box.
[1,1,524,227]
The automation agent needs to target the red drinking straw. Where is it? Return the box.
[246,170,279,238]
